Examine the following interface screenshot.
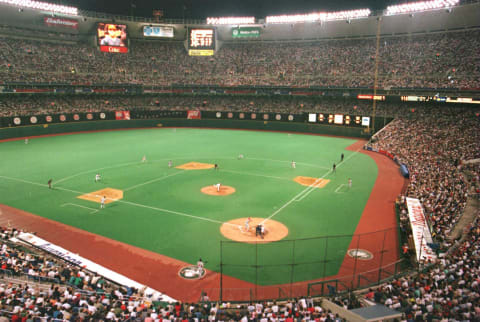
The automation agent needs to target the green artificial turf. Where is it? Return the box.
[0,128,377,284]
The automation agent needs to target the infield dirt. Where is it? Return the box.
[220,217,289,243]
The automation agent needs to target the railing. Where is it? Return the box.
[202,259,411,302]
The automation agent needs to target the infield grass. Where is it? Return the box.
[0,128,377,284]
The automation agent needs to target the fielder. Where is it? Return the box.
[142,155,146,163]
[291,161,296,169]
[243,217,252,233]
[25,138,29,144]
[168,160,173,168]
[348,178,352,189]
[238,154,244,160]
[100,196,106,209]
[95,173,101,182]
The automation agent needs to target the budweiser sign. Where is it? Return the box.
[44,17,78,29]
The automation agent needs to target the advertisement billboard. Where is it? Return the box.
[232,27,261,38]
[44,17,78,29]
[143,25,174,38]
[115,111,130,120]
[188,28,215,56]
[334,114,344,124]
[97,23,128,53]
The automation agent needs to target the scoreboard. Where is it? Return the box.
[188,28,215,56]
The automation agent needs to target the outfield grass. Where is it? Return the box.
[0,128,377,284]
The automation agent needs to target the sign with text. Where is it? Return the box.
[44,17,78,29]
[98,23,128,53]
[143,25,174,38]
[232,27,261,38]
[187,110,201,119]
[188,28,215,50]
[406,197,437,262]
[115,111,130,120]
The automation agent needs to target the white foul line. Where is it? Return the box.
[61,203,99,214]
[260,148,362,225]
[334,184,346,193]
[0,175,238,228]
[294,179,328,202]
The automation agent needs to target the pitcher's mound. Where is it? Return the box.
[221,217,289,243]
[201,185,235,196]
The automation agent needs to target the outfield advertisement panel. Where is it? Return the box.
[115,111,131,120]
[187,110,202,119]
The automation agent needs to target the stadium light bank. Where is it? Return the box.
[206,17,255,25]
[385,0,459,15]
[0,0,78,15]
[265,9,371,24]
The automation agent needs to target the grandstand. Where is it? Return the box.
[0,0,479,320]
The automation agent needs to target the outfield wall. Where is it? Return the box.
[0,118,375,140]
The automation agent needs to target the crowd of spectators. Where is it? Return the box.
[364,105,480,320]
[362,216,480,321]
[0,226,350,321]
[0,26,479,89]
[370,106,479,239]
[0,227,174,321]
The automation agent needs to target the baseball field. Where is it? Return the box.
[0,127,402,299]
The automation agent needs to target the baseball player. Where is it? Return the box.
[24,138,28,144]
[291,161,296,169]
[196,258,204,275]
[348,178,352,189]
[243,217,252,233]
[168,160,173,168]
[332,163,336,174]
[100,196,106,209]
[95,173,101,182]
[47,179,52,189]
[214,163,218,170]
[238,154,244,160]
[141,155,146,163]
[214,183,221,192]
[255,224,262,238]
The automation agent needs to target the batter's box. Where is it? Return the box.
[77,188,123,204]
[176,162,214,170]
